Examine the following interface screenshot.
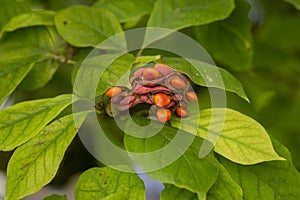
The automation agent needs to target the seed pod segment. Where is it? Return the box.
[154,63,173,76]
[156,108,172,123]
[142,67,160,80]
[170,77,186,90]
[106,86,122,97]
[176,107,188,118]
[186,91,198,102]
[154,92,171,107]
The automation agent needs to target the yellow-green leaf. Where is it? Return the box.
[171,108,285,164]
[74,167,145,200]
[5,112,89,200]
[0,94,73,151]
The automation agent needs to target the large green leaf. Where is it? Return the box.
[220,138,300,199]
[284,0,300,9]
[161,57,249,102]
[0,94,73,151]
[171,108,284,165]
[54,6,123,47]
[5,112,89,200]
[194,0,253,71]
[161,184,198,200]
[147,0,235,30]
[18,59,60,91]
[0,10,55,39]
[124,117,219,194]
[0,0,30,30]
[0,27,56,62]
[207,164,243,199]
[93,0,154,23]
[0,27,58,104]
[161,164,244,200]
[0,62,35,104]
[74,167,145,200]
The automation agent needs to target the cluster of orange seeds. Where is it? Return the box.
[105,63,198,122]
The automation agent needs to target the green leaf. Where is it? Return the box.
[207,164,243,199]
[0,10,55,39]
[0,94,73,151]
[73,54,118,100]
[96,53,136,95]
[170,108,285,165]
[0,62,35,104]
[5,112,88,200]
[74,167,145,200]
[54,6,123,47]
[0,0,30,30]
[18,59,60,91]
[161,184,198,200]
[93,0,154,23]
[0,27,58,103]
[147,0,235,30]
[73,53,136,99]
[161,57,249,102]
[220,138,300,199]
[124,117,219,194]
[284,0,300,10]
[43,194,68,200]
[0,27,56,62]
[71,48,93,86]
[194,0,253,71]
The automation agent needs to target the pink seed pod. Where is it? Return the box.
[154,63,174,76]
[119,95,136,105]
[134,85,171,95]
